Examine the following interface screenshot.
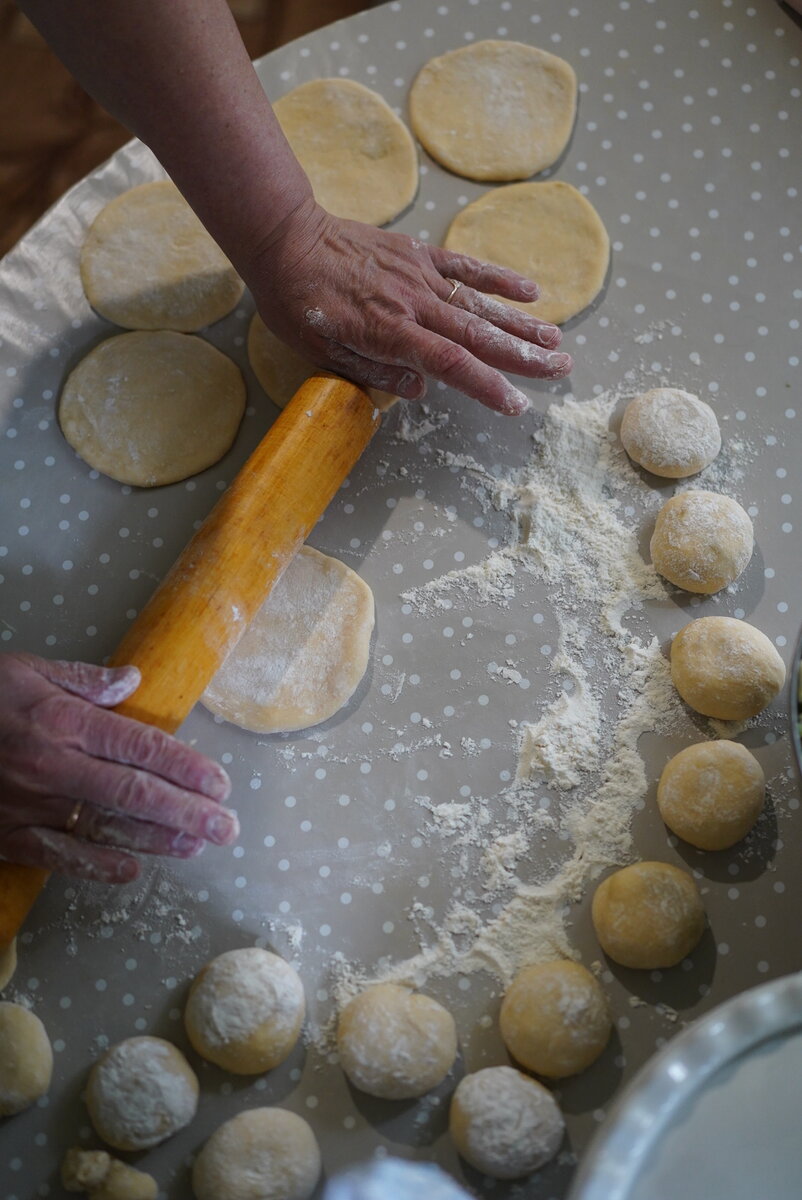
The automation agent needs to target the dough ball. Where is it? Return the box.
[202,545,374,734]
[444,181,609,325]
[192,1107,321,1200]
[650,491,754,594]
[591,862,705,970]
[59,331,245,487]
[337,982,457,1099]
[620,388,721,478]
[62,1147,157,1200]
[0,1001,53,1116]
[671,616,786,721]
[81,181,243,331]
[0,939,17,991]
[247,313,395,411]
[499,960,612,1078]
[449,1066,564,1180]
[409,40,577,182]
[274,79,417,225]
[85,1036,198,1151]
[657,740,765,851]
[184,947,305,1074]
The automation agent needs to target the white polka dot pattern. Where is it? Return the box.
[0,1,800,1195]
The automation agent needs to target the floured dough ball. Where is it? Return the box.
[59,331,245,487]
[657,741,765,851]
[274,79,417,225]
[450,1066,564,1179]
[86,1036,198,1151]
[62,1146,157,1200]
[184,947,305,1074]
[192,1107,321,1200]
[202,545,374,734]
[499,960,612,1078]
[444,181,609,325]
[620,388,721,478]
[0,939,17,991]
[0,1001,53,1115]
[409,40,577,182]
[651,491,754,594]
[592,862,705,970]
[247,313,395,411]
[337,983,457,1099]
[671,616,786,721]
[81,181,243,331]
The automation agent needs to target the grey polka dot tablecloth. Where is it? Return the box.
[0,1,800,1196]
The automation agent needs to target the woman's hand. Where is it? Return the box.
[249,197,572,418]
[0,652,238,884]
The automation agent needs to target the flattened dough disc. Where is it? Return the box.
[202,546,374,734]
[409,40,577,182]
[444,181,610,325]
[81,181,244,331]
[274,79,418,225]
[59,331,246,487]
[247,313,395,411]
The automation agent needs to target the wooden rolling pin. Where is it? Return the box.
[0,374,381,951]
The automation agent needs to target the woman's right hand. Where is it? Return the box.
[0,652,238,884]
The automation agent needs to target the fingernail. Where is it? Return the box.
[205,767,231,801]
[398,371,425,400]
[208,811,239,845]
[173,832,205,857]
[521,280,539,299]
[539,325,562,348]
[547,352,572,375]
[505,388,530,416]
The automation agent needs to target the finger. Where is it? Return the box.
[386,321,570,414]
[34,797,206,859]
[424,302,572,379]
[54,748,239,845]
[27,655,141,707]
[75,705,231,801]
[444,285,563,349]
[429,247,540,303]
[322,342,425,400]
[0,827,139,884]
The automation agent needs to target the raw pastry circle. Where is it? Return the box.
[247,313,395,410]
[202,545,374,734]
[337,982,458,1099]
[410,40,577,182]
[444,181,609,325]
[657,740,765,851]
[85,1036,199,1151]
[592,862,706,970]
[449,1066,564,1179]
[59,331,246,487]
[670,616,786,721]
[650,490,754,594]
[499,960,612,1078]
[274,79,418,225]
[184,947,305,1074]
[192,1107,321,1200]
[81,181,244,331]
[0,1002,53,1116]
[620,388,721,478]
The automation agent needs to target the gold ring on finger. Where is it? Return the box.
[445,279,463,304]
[64,800,85,834]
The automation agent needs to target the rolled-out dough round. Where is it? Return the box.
[80,181,244,331]
[247,313,395,411]
[59,330,246,487]
[444,181,610,325]
[274,79,418,225]
[409,40,577,182]
[202,546,374,734]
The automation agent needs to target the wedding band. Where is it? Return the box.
[445,279,463,304]
[64,801,84,834]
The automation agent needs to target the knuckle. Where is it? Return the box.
[428,340,472,379]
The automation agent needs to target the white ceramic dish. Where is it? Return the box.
[568,971,802,1200]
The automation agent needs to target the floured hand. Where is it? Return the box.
[248,197,572,417]
[0,653,238,883]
